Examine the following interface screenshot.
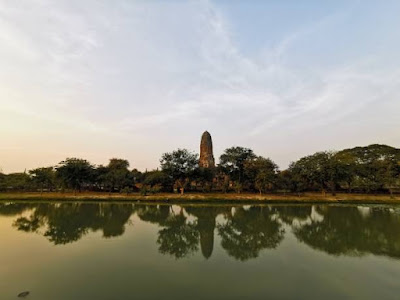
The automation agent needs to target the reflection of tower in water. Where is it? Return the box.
[186,206,228,259]
[197,216,216,259]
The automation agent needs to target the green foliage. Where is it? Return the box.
[276,170,296,194]
[131,168,144,184]
[56,158,95,193]
[2,172,32,191]
[160,149,198,179]
[140,184,162,196]
[193,167,215,192]
[98,158,133,192]
[140,185,150,196]
[1,143,400,196]
[0,172,6,191]
[289,151,348,195]
[143,170,173,192]
[160,149,198,194]
[29,167,56,193]
[336,144,400,193]
[219,147,256,184]
[244,156,278,194]
[233,182,243,193]
[120,187,132,195]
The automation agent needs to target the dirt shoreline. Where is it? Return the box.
[1,192,400,205]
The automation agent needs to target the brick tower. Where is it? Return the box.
[199,131,215,168]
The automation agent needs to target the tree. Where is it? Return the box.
[0,172,7,191]
[380,160,400,197]
[219,147,256,185]
[276,170,296,195]
[160,149,198,194]
[193,167,215,192]
[94,165,109,191]
[289,151,348,196]
[336,144,400,194]
[244,156,278,194]
[56,158,94,194]
[285,165,310,195]
[142,170,173,193]
[99,159,133,193]
[131,168,144,185]
[29,167,56,194]
[2,173,32,192]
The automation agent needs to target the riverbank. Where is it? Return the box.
[0,192,400,204]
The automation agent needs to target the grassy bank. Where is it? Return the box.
[1,192,400,205]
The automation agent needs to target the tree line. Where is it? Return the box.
[0,144,399,195]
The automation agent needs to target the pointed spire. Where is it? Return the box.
[199,131,215,168]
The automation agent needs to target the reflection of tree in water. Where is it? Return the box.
[96,204,134,238]
[218,206,285,261]
[6,202,400,261]
[0,203,33,216]
[136,205,171,226]
[274,205,312,225]
[137,205,198,259]
[157,212,199,259]
[12,203,134,244]
[293,206,400,258]
[137,205,228,259]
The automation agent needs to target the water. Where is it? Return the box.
[1,202,400,299]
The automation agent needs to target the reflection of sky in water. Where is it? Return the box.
[1,203,400,299]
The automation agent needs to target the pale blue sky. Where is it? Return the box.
[0,0,399,173]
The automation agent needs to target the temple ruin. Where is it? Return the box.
[199,131,215,168]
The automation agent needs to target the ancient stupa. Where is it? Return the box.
[199,131,215,168]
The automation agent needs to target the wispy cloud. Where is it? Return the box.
[0,0,399,172]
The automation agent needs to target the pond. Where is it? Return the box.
[1,202,400,299]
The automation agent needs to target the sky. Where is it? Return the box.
[0,0,400,173]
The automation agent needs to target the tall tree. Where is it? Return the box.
[336,144,400,193]
[131,168,144,185]
[2,173,32,192]
[219,146,256,185]
[0,172,6,191]
[289,151,348,196]
[160,149,198,194]
[29,167,56,194]
[99,159,132,193]
[244,156,278,194]
[56,158,94,194]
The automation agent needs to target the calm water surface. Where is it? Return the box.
[1,202,400,299]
